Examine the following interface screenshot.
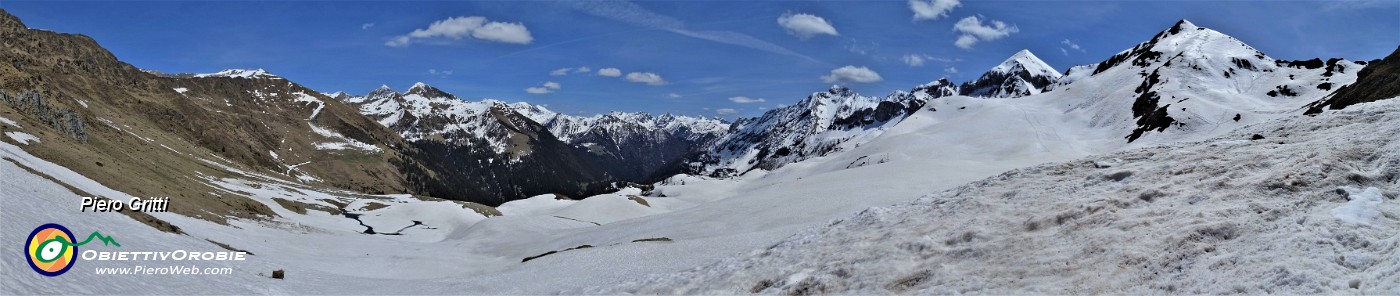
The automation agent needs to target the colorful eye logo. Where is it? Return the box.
[26,224,77,277]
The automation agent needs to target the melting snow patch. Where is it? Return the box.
[1332,186,1384,225]
[5,131,39,145]
[309,123,382,152]
[173,87,189,94]
[293,92,325,120]
[0,116,19,128]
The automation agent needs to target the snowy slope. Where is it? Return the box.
[595,97,1400,295]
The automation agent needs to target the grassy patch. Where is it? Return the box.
[626,195,651,207]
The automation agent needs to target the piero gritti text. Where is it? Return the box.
[80,196,170,213]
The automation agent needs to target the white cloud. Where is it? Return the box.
[777,13,839,40]
[729,96,766,103]
[362,23,376,30]
[845,39,878,56]
[386,16,533,47]
[471,21,533,44]
[1060,39,1085,55]
[563,1,813,61]
[944,66,958,74]
[1061,39,1082,51]
[903,54,958,67]
[716,108,738,115]
[951,15,1018,49]
[902,54,926,67]
[525,81,561,94]
[909,0,961,21]
[386,36,411,47]
[625,72,667,85]
[551,67,594,76]
[821,66,883,84]
[954,35,978,49]
[427,69,453,77]
[597,68,622,77]
[667,93,683,98]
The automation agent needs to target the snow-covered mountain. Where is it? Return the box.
[1049,19,1361,142]
[336,83,729,202]
[340,83,726,164]
[960,49,1062,98]
[192,68,282,79]
[341,83,539,158]
[693,85,937,176]
[911,78,959,98]
[683,49,1061,177]
[520,108,728,178]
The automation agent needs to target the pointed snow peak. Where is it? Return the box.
[1088,19,1262,76]
[1169,19,1198,34]
[367,85,399,98]
[1010,49,1036,60]
[991,49,1062,79]
[959,49,1063,98]
[406,81,434,93]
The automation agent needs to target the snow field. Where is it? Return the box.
[594,99,1400,294]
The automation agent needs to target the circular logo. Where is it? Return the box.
[26,224,76,277]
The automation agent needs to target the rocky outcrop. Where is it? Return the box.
[1304,46,1400,114]
[1,89,86,142]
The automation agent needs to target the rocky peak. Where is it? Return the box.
[913,78,959,97]
[405,82,454,99]
[366,85,399,99]
[0,9,25,31]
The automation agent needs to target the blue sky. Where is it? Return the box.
[3,0,1396,118]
